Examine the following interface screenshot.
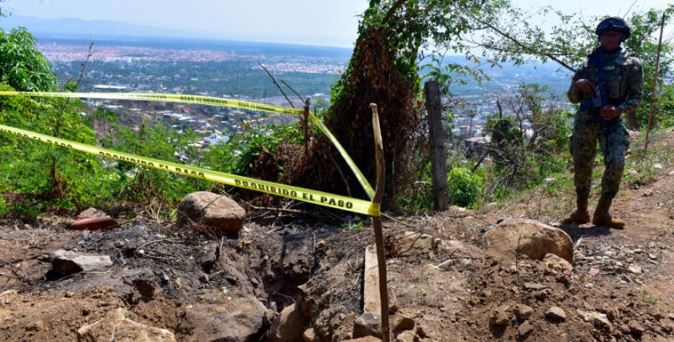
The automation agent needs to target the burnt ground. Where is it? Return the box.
[1,132,674,342]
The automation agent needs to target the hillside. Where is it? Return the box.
[1,129,673,341]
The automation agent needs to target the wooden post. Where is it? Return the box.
[369,103,390,342]
[424,80,449,211]
[303,97,311,152]
[645,12,666,152]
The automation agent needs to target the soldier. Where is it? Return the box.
[563,17,644,229]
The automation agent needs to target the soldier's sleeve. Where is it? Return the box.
[567,64,589,104]
[618,58,644,112]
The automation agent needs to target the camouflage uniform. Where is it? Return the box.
[567,48,643,200]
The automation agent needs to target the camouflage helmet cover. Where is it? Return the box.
[595,17,631,39]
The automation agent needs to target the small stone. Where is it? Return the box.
[394,331,419,342]
[315,240,327,251]
[513,304,534,321]
[517,321,533,337]
[65,291,75,298]
[524,282,545,291]
[668,313,674,321]
[393,314,415,334]
[628,320,644,337]
[545,306,566,322]
[648,253,657,260]
[49,249,113,277]
[628,265,642,274]
[654,163,663,169]
[77,207,107,219]
[577,310,612,332]
[25,321,44,332]
[643,189,654,197]
[353,313,381,338]
[303,328,316,342]
[489,306,511,328]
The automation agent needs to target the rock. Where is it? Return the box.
[353,313,381,338]
[77,308,175,342]
[302,328,316,342]
[545,307,566,322]
[513,304,534,322]
[643,189,654,197]
[177,191,246,237]
[393,314,415,334]
[393,231,442,256]
[77,207,108,219]
[49,249,112,277]
[394,330,419,342]
[543,253,573,274]
[628,320,644,337]
[654,163,663,169]
[489,306,511,328]
[517,321,533,337]
[269,304,308,342]
[523,282,546,291]
[70,216,119,231]
[25,320,44,332]
[669,313,674,321]
[0,289,18,305]
[577,310,612,332]
[628,265,642,274]
[185,296,268,342]
[343,337,382,342]
[485,218,574,263]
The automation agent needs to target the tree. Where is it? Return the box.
[276,0,510,206]
[0,28,56,91]
[473,4,674,128]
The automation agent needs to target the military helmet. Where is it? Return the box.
[595,17,631,39]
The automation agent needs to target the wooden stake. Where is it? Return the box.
[303,97,311,151]
[424,80,449,211]
[369,103,390,342]
[645,12,667,152]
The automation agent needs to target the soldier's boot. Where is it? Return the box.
[592,195,625,229]
[562,196,590,225]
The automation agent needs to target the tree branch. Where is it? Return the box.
[472,15,578,73]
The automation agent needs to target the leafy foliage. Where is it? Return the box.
[475,4,674,128]
[0,28,56,91]
[447,167,483,208]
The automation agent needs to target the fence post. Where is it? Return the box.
[303,97,311,152]
[369,103,390,342]
[424,80,449,211]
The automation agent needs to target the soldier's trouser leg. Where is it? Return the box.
[570,116,600,200]
[593,120,629,229]
[564,115,600,224]
[599,121,630,199]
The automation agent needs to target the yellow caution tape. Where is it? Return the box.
[0,91,376,199]
[0,123,380,216]
[307,114,376,199]
[0,91,304,115]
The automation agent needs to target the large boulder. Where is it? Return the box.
[485,218,574,263]
[78,308,175,342]
[185,296,269,342]
[177,191,246,237]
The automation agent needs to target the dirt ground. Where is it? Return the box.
[1,133,674,341]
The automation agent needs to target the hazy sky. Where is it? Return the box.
[3,0,671,46]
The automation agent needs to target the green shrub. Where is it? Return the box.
[205,122,302,176]
[0,196,7,217]
[448,167,483,207]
